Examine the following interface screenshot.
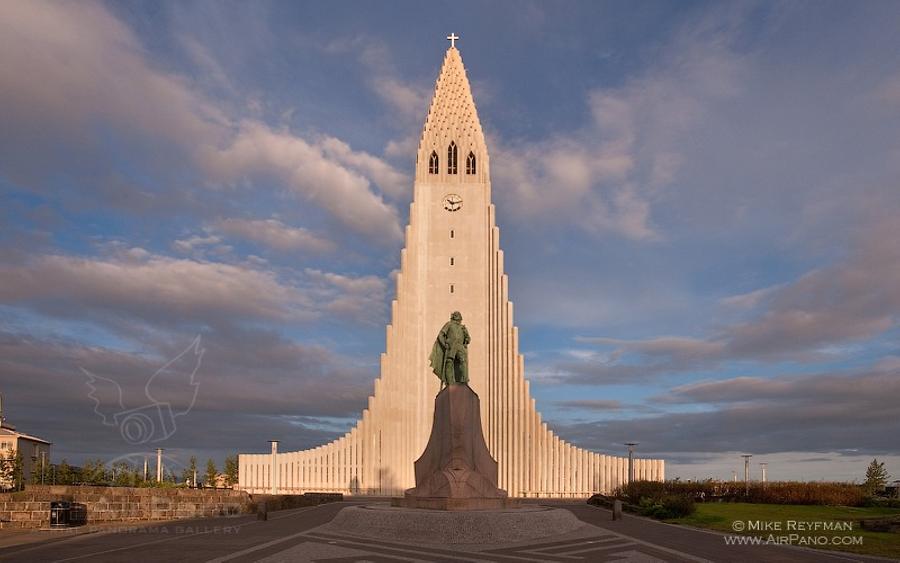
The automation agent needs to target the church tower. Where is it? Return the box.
[239,38,664,497]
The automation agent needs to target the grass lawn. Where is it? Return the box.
[667,503,900,559]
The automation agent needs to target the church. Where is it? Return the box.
[239,37,664,497]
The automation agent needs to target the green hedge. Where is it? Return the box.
[637,495,696,519]
[615,480,867,507]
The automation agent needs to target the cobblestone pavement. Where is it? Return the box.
[0,501,892,562]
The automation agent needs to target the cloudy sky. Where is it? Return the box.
[1,0,899,482]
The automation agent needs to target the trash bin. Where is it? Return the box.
[50,501,71,528]
[69,503,87,526]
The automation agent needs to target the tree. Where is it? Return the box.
[205,459,218,488]
[12,451,23,490]
[865,458,890,494]
[182,456,198,487]
[112,461,139,487]
[0,449,24,491]
[56,459,73,485]
[81,459,108,485]
[223,455,238,487]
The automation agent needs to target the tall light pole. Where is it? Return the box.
[624,443,638,485]
[760,462,768,486]
[156,448,164,482]
[269,440,279,495]
[742,454,752,495]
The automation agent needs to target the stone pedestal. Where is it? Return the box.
[393,384,515,510]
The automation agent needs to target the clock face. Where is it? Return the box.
[442,193,463,212]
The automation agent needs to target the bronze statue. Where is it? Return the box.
[430,311,470,388]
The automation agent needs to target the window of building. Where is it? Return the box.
[429,151,439,174]
[466,152,476,174]
[450,257,454,265]
[447,142,458,174]
[450,284,454,293]
[450,229,454,238]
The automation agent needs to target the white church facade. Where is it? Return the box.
[238,39,664,497]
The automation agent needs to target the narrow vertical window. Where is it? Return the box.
[450,229,454,238]
[447,142,458,174]
[466,152,476,175]
[450,284,454,293]
[429,151,439,174]
[450,257,455,265]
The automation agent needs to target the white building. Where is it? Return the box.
[239,38,664,497]
[0,414,51,488]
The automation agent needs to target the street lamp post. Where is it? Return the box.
[624,443,638,485]
[741,454,752,496]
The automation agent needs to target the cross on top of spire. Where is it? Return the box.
[447,33,459,48]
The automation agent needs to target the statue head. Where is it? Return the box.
[451,311,462,322]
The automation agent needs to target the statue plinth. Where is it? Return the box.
[393,384,517,510]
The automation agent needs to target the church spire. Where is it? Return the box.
[417,38,488,183]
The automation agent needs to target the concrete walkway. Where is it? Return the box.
[0,501,893,562]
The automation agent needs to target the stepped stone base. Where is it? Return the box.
[321,504,585,544]
[391,496,519,511]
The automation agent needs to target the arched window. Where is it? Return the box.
[429,151,439,174]
[466,152,476,175]
[447,142,458,174]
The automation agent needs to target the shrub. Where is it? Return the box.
[637,495,696,519]
[743,482,865,506]
[613,480,866,507]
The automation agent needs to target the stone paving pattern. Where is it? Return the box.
[0,501,892,562]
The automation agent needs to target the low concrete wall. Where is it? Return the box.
[0,485,252,529]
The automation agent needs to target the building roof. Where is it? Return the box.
[0,426,52,445]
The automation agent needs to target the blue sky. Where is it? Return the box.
[1,0,899,482]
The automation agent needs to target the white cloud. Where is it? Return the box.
[0,0,404,243]
[320,137,409,199]
[172,234,224,255]
[719,285,783,309]
[0,252,312,323]
[492,19,745,241]
[568,219,900,380]
[304,268,389,324]
[384,135,419,160]
[215,218,335,254]
[201,121,403,242]
[0,249,397,328]
[371,77,430,122]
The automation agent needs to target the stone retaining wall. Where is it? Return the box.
[0,485,253,529]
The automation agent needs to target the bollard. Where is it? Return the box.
[612,499,622,521]
[257,500,268,521]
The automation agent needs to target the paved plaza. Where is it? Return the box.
[0,502,890,563]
